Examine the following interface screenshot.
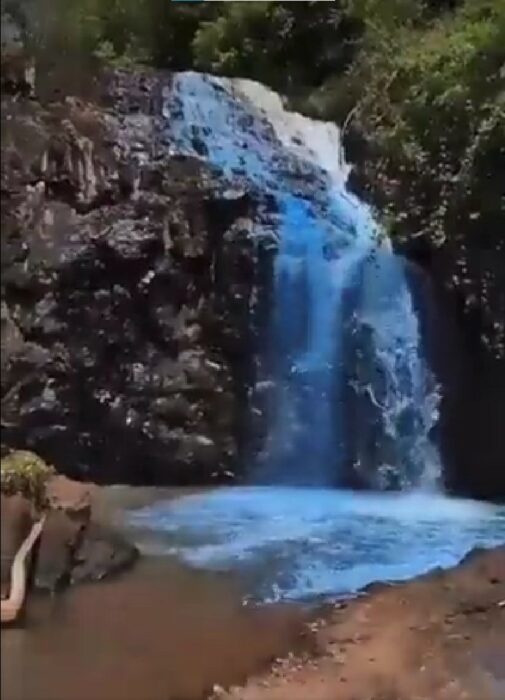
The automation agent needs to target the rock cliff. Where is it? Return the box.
[1,69,274,484]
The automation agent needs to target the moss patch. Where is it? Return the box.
[1,451,55,508]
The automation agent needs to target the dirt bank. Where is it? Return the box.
[213,546,505,700]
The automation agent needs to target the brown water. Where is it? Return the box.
[1,488,309,700]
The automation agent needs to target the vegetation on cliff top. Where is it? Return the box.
[333,0,505,358]
[2,0,504,356]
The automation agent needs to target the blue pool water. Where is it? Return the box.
[127,487,505,602]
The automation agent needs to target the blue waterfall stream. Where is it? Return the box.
[165,72,441,489]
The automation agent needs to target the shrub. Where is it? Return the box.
[1,450,55,507]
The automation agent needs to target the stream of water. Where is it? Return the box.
[166,72,441,489]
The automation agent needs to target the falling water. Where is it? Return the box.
[163,72,441,490]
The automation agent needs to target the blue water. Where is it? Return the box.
[127,487,505,602]
[254,196,366,485]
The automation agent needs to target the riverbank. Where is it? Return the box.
[214,546,505,700]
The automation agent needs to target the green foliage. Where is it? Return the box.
[2,1,361,91]
[193,2,361,94]
[1,450,55,507]
[5,0,148,60]
[333,0,505,356]
[2,0,503,354]
[1,0,211,69]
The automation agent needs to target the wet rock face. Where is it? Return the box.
[1,71,274,484]
[397,254,505,501]
[421,283,505,501]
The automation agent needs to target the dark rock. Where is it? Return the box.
[70,523,139,584]
[0,69,273,486]
[151,395,192,424]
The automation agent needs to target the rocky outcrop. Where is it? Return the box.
[408,258,505,501]
[389,237,505,501]
[70,522,138,585]
[1,473,138,602]
[1,69,274,484]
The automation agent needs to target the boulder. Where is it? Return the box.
[33,475,137,591]
[70,523,139,584]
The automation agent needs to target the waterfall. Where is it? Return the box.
[163,72,441,491]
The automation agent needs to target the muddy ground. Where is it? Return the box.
[214,546,505,700]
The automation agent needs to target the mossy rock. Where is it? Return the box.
[1,450,55,508]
